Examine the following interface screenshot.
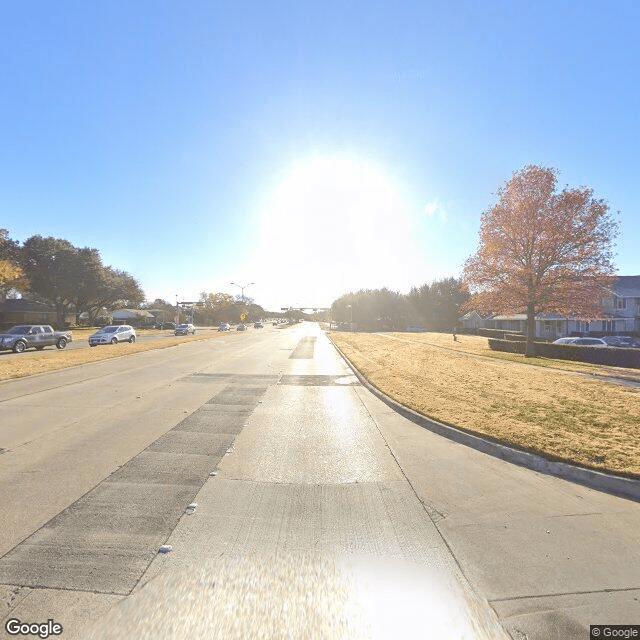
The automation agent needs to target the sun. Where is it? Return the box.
[248,153,429,308]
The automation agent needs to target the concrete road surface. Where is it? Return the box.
[0,323,638,639]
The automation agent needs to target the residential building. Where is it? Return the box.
[0,299,76,327]
[459,276,640,339]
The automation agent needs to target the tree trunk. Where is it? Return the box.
[56,301,66,329]
[525,303,536,357]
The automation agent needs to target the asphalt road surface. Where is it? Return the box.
[0,323,638,639]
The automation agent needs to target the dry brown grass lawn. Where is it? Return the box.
[330,331,640,477]
[0,331,224,381]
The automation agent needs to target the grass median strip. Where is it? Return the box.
[0,330,225,382]
[330,331,640,478]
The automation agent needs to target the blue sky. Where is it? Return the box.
[1,1,638,310]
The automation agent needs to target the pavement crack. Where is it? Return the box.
[549,512,603,518]
[489,586,640,603]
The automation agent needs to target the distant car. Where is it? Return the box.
[600,336,640,348]
[89,325,136,346]
[272,321,278,326]
[162,322,177,330]
[174,323,196,335]
[237,324,246,331]
[552,337,579,344]
[618,336,640,348]
[571,337,607,346]
[218,323,230,332]
[254,321,264,328]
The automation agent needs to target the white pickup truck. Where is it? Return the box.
[0,325,73,353]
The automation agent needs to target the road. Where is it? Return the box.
[0,323,638,639]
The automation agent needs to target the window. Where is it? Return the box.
[577,320,590,333]
[615,296,627,310]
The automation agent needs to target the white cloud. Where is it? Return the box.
[424,199,448,224]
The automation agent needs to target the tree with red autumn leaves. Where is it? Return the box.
[463,165,619,356]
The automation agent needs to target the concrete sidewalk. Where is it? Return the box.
[353,384,640,639]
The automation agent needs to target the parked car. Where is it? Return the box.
[218,323,230,332]
[602,336,640,348]
[571,337,608,346]
[552,337,579,344]
[237,324,246,331]
[89,325,136,346]
[174,323,196,335]
[0,325,72,353]
[254,321,264,328]
[162,322,177,330]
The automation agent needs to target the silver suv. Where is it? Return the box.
[89,325,136,346]
[174,323,196,335]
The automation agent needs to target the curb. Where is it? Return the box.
[328,333,640,504]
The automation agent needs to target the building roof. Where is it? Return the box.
[112,309,154,319]
[492,313,566,321]
[459,310,493,320]
[0,299,53,312]
[613,276,640,297]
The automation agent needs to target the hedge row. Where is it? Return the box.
[488,338,640,368]
[466,328,526,340]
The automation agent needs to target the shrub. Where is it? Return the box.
[488,338,640,368]
[488,338,526,354]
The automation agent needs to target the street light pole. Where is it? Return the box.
[230,281,255,304]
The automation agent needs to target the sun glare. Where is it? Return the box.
[249,154,430,308]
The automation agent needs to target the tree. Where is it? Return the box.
[21,235,144,326]
[0,229,28,297]
[463,165,619,355]
[21,236,83,326]
[77,266,144,322]
[331,288,411,330]
[195,292,237,324]
[0,261,28,297]
[408,277,469,330]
